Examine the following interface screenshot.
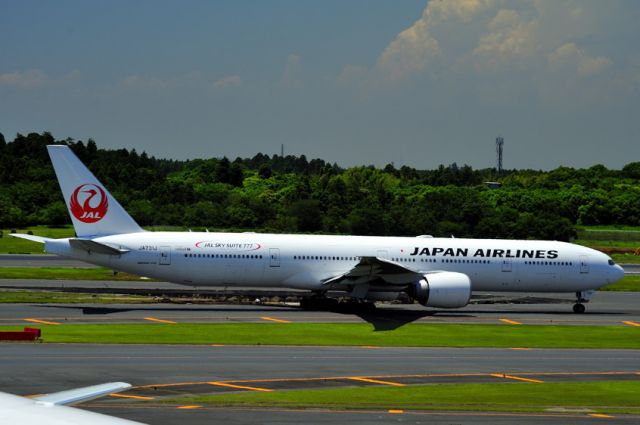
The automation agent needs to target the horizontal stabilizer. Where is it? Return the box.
[33,382,131,406]
[69,238,130,255]
[9,234,52,244]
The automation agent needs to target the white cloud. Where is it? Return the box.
[375,0,497,80]
[0,69,48,88]
[121,71,241,92]
[362,0,625,96]
[548,42,612,77]
[213,75,242,89]
[280,54,302,88]
[472,9,538,71]
[122,74,167,90]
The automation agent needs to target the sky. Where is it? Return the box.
[1,0,639,170]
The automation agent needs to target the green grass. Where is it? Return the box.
[576,224,640,232]
[575,239,640,248]
[0,267,148,281]
[599,274,640,291]
[164,381,640,414]
[0,226,75,253]
[0,323,638,348]
[0,290,155,304]
[611,253,640,264]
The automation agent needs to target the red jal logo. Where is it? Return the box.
[70,184,108,223]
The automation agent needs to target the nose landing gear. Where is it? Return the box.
[572,303,586,314]
[573,290,593,314]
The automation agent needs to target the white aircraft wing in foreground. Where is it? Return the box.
[0,382,146,424]
[12,145,625,313]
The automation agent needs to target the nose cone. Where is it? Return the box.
[613,264,625,282]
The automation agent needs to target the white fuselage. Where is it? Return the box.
[44,232,624,294]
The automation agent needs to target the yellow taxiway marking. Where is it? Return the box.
[209,382,273,392]
[144,317,177,324]
[509,347,531,350]
[490,374,544,383]
[499,318,522,325]
[349,377,406,387]
[260,316,291,323]
[361,346,381,349]
[589,413,615,419]
[210,344,225,347]
[177,405,202,409]
[110,393,154,400]
[388,409,404,414]
[24,318,60,325]
[622,321,640,327]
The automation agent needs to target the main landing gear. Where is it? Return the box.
[299,291,339,310]
[299,292,376,311]
[573,290,593,314]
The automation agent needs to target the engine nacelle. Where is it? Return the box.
[412,272,471,308]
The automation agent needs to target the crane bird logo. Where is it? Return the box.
[69,184,109,223]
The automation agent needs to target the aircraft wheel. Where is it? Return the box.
[573,303,585,314]
[300,297,338,310]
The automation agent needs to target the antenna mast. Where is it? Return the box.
[496,136,504,175]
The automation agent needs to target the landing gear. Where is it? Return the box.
[299,295,339,310]
[299,293,376,311]
[573,291,592,314]
[572,303,586,314]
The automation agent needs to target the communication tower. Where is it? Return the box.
[496,137,504,175]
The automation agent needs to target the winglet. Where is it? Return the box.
[33,382,132,406]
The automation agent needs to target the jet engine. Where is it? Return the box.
[411,272,471,308]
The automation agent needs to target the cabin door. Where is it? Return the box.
[501,259,512,272]
[159,246,171,265]
[580,255,590,273]
[269,248,280,267]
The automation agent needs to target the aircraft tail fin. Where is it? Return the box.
[47,145,144,238]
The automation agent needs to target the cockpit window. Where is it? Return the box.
[608,259,615,266]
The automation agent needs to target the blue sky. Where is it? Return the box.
[1,0,639,169]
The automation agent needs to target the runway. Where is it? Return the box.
[1,290,640,327]
[1,344,639,424]
[85,405,640,425]
[0,254,98,268]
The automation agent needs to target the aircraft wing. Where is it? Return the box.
[323,256,422,287]
[33,382,131,406]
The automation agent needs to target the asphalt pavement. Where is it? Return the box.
[1,344,638,425]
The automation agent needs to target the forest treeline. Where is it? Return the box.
[1,132,640,241]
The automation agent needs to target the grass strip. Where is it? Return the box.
[600,275,640,291]
[0,267,148,281]
[0,323,638,348]
[162,381,640,414]
[0,226,75,254]
[0,290,155,304]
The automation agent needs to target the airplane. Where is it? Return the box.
[12,145,625,313]
[0,382,146,424]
